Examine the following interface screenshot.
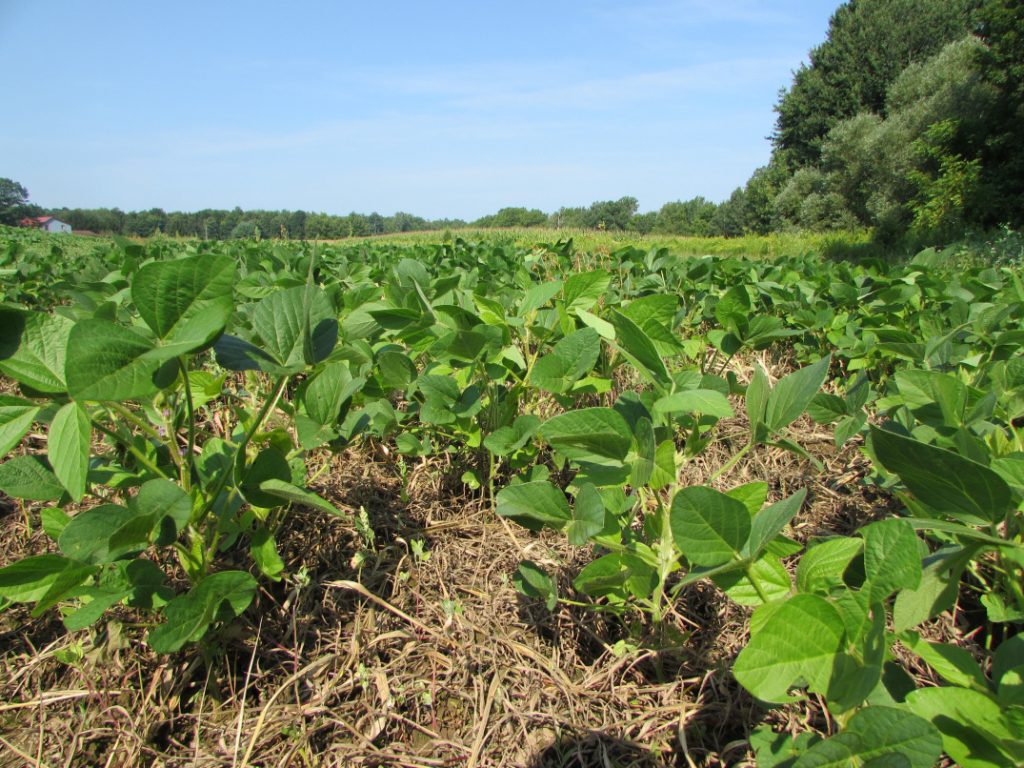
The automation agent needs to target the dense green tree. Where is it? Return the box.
[976,0,1024,225]
[589,197,639,230]
[473,207,548,228]
[549,206,587,229]
[654,197,717,235]
[385,212,428,233]
[742,162,790,234]
[815,36,994,234]
[629,211,658,234]
[774,167,855,230]
[230,220,259,239]
[774,0,979,166]
[708,188,747,237]
[0,178,30,224]
[906,119,983,237]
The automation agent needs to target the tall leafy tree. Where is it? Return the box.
[774,0,980,166]
[976,0,1024,225]
[0,178,30,224]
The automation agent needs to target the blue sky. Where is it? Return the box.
[1,1,839,220]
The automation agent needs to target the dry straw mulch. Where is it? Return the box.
[0,359,972,767]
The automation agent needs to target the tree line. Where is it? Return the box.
[0,191,749,240]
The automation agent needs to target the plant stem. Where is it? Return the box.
[178,357,196,492]
[745,562,771,604]
[194,374,289,529]
[106,401,165,443]
[708,440,752,483]
[651,493,677,625]
[91,420,171,480]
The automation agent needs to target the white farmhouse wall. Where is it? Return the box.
[42,219,72,233]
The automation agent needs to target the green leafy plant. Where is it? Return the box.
[0,252,356,652]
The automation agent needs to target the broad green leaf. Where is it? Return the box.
[862,518,921,603]
[49,402,91,502]
[58,503,145,564]
[496,481,571,531]
[0,455,65,501]
[765,356,831,434]
[993,635,1024,689]
[750,727,820,768]
[714,285,750,334]
[435,329,490,362]
[0,555,75,603]
[620,294,677,330]
[892,544,974,632]
[0,400,40,456]
[649,439,676,491]
[41,508,71,541]
[713,554,791,605]
[32,560,100,614]
[61,567,133,632]
[906,687,1020,768]
[251,285,337,370]
[671,485,750,567]
[826,608,887,713]
[575,308,615,339]
[132,254,235,351]
[185,370,226,410]
[377,350,416,390]
[251,526,285,580]
[418,374,460,404]
[726,481,769,516]
[60,559,171,632]
[519,281,562,316]
[563,270,610,312]
[240,448,291,508]
[654,389,734,419]
[796,537,863,594]
[991,455,1024,494]
[573,552,656,599]
[608,310,670,389]
[304,363,361,425]
[540,408,632,467]
[394,257,430,288]
[746,489,806,559]
[807,393,847,424]
[529,328,600,393]
[147,571,257,653]
[131,479,193,543]
[213,334,279,372]
[900,632,988,691]
[732,593,845,703]
[65,319,163,401]
[0,310,73,393]
[367,307,421,330]
[196,437,233,491]
[792,706,941,768]
[895,369,970,426]
[870,426,1010,524]
[257,478,345,517]
[513,561,557,610]
[484,414,541,456]
[629,416,655,488]
[746,365,770,434]
[567,483,605,546]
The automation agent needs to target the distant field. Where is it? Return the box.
[345,226,879,259]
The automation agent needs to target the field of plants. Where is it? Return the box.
[0,226,1022,767]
